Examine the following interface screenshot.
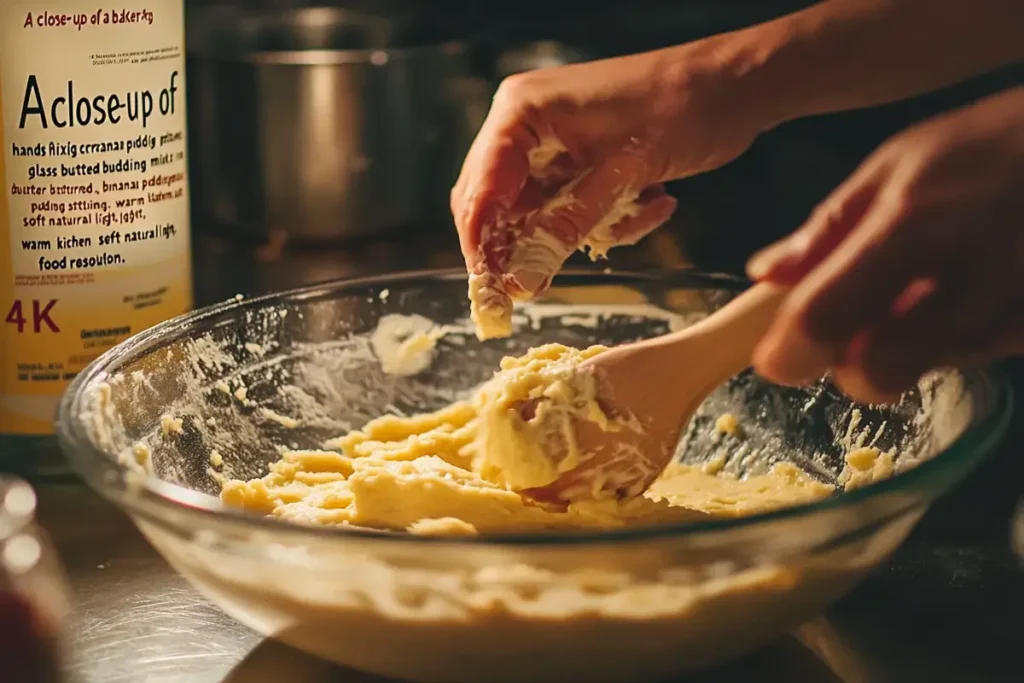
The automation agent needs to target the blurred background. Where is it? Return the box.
[183,0,1023,277]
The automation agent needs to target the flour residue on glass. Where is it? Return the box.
[371,314,452,377]
[76,286,966,527]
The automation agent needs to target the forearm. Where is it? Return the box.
[691,0,1024,129]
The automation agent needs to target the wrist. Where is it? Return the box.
[655,27,800,137]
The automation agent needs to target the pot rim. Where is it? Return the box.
[189,40,467,66]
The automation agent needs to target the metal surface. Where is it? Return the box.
[37,481,259,683]
[186,6,487,243]
[495,40,593,78]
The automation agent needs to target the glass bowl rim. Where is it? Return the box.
[56,267,1015,548]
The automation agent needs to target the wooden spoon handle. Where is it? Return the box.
[696,282,789,342]
[694,282,790,379]
[647,282,791,385]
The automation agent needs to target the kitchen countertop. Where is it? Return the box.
[12,226,1024,682]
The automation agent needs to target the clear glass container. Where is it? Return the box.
[0,476,70,682]
[55,270,1013,682]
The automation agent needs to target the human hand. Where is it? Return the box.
[451,43,767,337]
[748,87,1024,403]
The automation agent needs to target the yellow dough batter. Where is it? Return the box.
[471,344,636,494]
[220,344,853,535]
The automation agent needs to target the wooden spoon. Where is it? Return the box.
[521,282,790,504]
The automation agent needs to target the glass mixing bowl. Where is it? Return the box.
[56,270,1012,683]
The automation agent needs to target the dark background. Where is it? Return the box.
[187,0,1023,270]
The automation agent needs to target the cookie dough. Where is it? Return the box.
[472,344,632,493]
[714,413,742,438]
[468,271,515,341]
[371,314,449,376]
[221,344,841,535]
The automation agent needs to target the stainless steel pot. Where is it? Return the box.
[186,6,488,242]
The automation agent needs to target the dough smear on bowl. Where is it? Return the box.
[218,344,885,535]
